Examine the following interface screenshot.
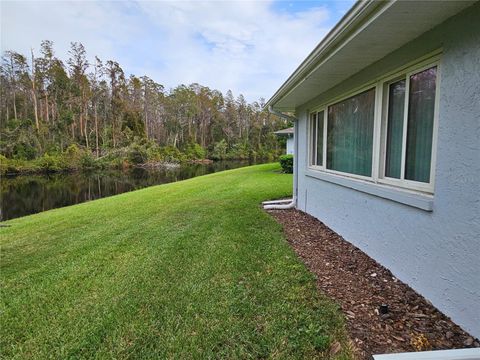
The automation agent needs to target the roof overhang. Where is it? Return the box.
[266,0,476,112]
[274,127,294,136]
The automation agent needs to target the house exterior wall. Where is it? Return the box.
[294,4,480,337]
[286,136,294,155]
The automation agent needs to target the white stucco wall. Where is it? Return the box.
[294,4,480,337]
[286,136,294,155]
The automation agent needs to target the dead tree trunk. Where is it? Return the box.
[31,49,40,131]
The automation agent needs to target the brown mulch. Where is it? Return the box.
[268,209,479,360]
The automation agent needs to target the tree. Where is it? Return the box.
[1,40,286,164]
[89,56,104,157]
[67,42,90,144]
[105,60,126,147]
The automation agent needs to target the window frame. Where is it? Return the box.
[378,59,441,193]
[308,109,327,170]
[308,84,379,182]
[307,54,441,194]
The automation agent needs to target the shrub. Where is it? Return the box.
[227,143,249,160]
[0,155,12,174]
[128,145,148,164]
[185,142,206,160]
[146,145,162,162]
[279,154,294,173]
[210,139,228,160]
[13,143,37,160]
[160,146,186,163]
[0,155,41,174]
[62,144,83,168]
[80,152,97,169]
[65,144,81,158]
[36,153,63,173]
[108,157,126,170]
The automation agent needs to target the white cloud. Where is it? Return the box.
[1,0,347,102]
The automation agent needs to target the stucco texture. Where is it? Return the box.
[294,4,480,337]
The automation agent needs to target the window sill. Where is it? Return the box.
[305,169,434,211]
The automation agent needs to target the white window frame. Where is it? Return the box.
[307,53,441,195]
[308,109,326,170]
[308,84,378,182]
[378,59,441,193]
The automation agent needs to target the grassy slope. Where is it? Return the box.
[1,164,351,359]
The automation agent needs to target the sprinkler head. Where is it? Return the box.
[379,304,389,315]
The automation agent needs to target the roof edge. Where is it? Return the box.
[265,0,386,110]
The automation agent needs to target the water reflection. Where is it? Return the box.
[1,160,259,221]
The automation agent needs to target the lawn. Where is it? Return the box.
[1,163,351,359]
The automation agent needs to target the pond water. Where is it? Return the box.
[1,160,262,221]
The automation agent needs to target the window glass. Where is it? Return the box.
[327,88,375,176]
[385,80,406,179]
[405,67,437,183]
[310,113,317,165]
[309,61,438,192]
[316,111,324,166]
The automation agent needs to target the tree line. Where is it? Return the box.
[0,41,289,172]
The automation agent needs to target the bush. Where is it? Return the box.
[0,155,41,174]
[279,154,294,173]
[146,145,162,162]
[61,144,82,168]
[210,139,228,160]
[36,153,63,173]
[128,145,148,165]
[107,157,127,170]
[13,143,37,160]
[185,142,206,160]
[80,152,97,169]
[160,146,186,163]
[227,143,249,160]
[65,144,82,159]
[0,155,13,174]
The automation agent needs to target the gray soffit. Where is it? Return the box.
[274,127,294,136]
[266,0,476,112]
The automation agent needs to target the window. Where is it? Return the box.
[309,110,324,166]
[327,88,375,177]
[385,79,405,179]
[308,58,439,194]
[405,67,437,182]
[384,66,437,185]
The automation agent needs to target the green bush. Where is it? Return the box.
[128,145,148,165]
[36,154,63,173]
[145,143,163,162]
[160,146,186,163]
[13,142,37,160]
[108,157,127,170]
[279,154,294,173]
[65,144,82,159]
[80,153,97,169]
[185,142,206,160]
[210,139,228,160]
[0,155,12,174]
[0,155,41,174]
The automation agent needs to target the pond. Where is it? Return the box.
[1,160,264,221]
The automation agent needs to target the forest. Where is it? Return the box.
[0,41,289,174]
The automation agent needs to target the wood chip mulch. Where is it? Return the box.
[268,209,479,360]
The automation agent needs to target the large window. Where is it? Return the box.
[308,58,439,193]
[384,66,437,185]
[327,88,375,176]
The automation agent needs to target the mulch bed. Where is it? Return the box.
[268,209,479,360]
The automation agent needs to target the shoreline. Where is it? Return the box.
[1,158,246,177]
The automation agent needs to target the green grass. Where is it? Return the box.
[1,164,351,359]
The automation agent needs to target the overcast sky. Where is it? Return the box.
[1,0,354,102]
